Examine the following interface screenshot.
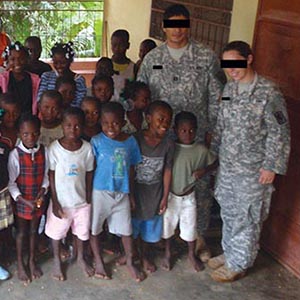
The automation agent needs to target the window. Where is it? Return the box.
[150,0,233,57]
[0,1,104,58]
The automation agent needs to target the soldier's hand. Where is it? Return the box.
[259,168,275,184]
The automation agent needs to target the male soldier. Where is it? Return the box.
[209,41,290,282]
[138,4,225,261]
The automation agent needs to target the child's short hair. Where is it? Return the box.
[55,75,76,91]
[50,41,75,62]
[62,107,85,125]
[146,100,173,116]
[2,41,29,61]
[174,111,197,128]
[163,4,190,20]
[81,96,101,111]
[123,81,150,101]
[100,102,125,120]
[17,113,41,131]
[111,29,130,43]
[141,39,157,52]
[40,90,63,108]
[95,57,114,76]
[24,36,42,51]
[0,92,21,107]
[222,41,253,59]
[92,75,114,92]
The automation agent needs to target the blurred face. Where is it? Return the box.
[58,83,75,108]
[111,36,129,58]
[19,121,40,149]
[25,40,41,62]
[163,15,189,49]
[61,115,83,141]
[81,101,100,128]
[7,50,28,74]
[139,43,149,60]
[222,50,253,83]
[134,89,150,111]
[96,60,114,77]
[147,107,172,138]
[39,96,61,125]
[92,81,113,103]
[1,103,21,129]
[175,121,196,145]
[101,112,125,140]
[52,53,70,76]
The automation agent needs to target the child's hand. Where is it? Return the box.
[53,203,65,219]
[17,195,35,212]
[34,188,46,209]
[192,168,205,180]
[158,199,167,215]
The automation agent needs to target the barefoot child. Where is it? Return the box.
[8,114,49,283]
[162,111,217,271]
[45,107,94,281]
[90,102,144,282]
[122,81,150,134]
[132,100,174,273]
[80,96,101,141]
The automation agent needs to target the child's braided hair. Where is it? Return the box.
[50,41,75,62]
[2,41,29,61]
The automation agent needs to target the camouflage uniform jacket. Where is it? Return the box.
[212,73,290,175]
[137,40,225,136]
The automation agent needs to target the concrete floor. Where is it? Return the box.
[1,230,300,300]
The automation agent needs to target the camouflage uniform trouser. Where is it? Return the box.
[215,167,274,272]
[195,173,213,236]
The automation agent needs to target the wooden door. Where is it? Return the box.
[253,0,300,278]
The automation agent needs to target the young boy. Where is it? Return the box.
[90,102,144,282]
[45,107,94,281]
[39,90,63,147]
[8,113,49,283]
[132,100,174,273]
[110,29,135,100]
[91,75,114,104]
[162,111,217,272]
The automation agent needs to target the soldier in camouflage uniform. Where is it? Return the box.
[209,41,290,282]
[137,4,225,261]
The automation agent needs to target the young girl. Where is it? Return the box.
[8,113,49,283]
[45,107,94,281]
[0,42,40,114]
[37,41,86,107]
[39,90,63,147]
[80,96,101,141]
[55,75,77,110]
[91,75,114,104]
[122,81,150,134]
[0,93,21,148]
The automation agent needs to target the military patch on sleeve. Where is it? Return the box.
[273,111,287,125]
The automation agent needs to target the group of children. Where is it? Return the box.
[0,28,217,284]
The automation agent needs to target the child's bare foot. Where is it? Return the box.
[127,264,145,282]
[78,258,94,277]
[115,255,127,266]
[52,261,65,281]
[93,262,110,280]
[29,261,43,279]
[18,265,30,283]
[161,256,171,271]
[143,258,156,273]
[188,254,204,272]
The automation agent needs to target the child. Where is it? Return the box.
[90,102,144,282]
[162,111,217,272]
[132,100,174,273]
[39,90,63,147]
[80,96,101,141]
[134,39,157,77]
[0,42,40,114]
[91,75,114,104]
[95,57,114,77]
[122,81,150,134]
[55,75,76,110]
[37,41,86,107]
[8,113,49,283]
[45,107,94,281]
[0,93,21,147]
[110,30,135,100]
[24,36,52,77]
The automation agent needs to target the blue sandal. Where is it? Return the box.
[0,266,10,280]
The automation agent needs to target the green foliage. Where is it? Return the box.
[0,1,103,58]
